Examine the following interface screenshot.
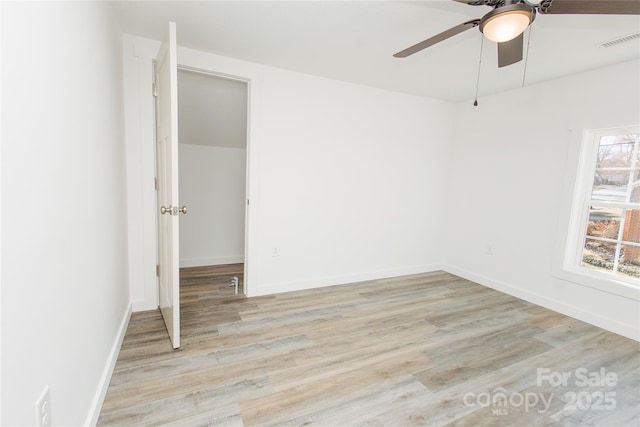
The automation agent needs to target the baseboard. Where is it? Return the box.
[248,264,442,297]
[131,299,157,312]
[179,255,244,268]
[85,303,132,426]
[442,264,639,342]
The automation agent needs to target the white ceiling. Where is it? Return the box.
[113,1,640,102]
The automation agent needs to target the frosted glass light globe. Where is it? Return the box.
[481,10,532,43]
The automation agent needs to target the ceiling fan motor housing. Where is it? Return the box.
[479,3,536,42]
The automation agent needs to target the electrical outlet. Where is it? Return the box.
[485,244,493,255]
[35,385,51,427]
[272,246,280,257]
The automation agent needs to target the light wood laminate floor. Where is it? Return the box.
[98,267,639,426]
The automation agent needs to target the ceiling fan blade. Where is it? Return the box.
[497,33,524,67]
[541,0,640,15]
[393,19,480,58]
[450,0,488,5]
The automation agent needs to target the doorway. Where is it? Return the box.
[176,68,249,295]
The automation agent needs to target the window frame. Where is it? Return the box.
[554,125,640,301]
[579,129,640,280]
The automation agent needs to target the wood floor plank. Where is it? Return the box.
[98,265,640,426]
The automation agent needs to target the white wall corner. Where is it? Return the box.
[84,304,132,426]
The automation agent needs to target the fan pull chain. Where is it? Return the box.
[473,36,484,107]
[522,25,534,87]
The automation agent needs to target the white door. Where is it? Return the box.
[155,21,181,349]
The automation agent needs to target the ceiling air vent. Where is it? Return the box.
[600,33,640,48]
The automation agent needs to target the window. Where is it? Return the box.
[574,127,639,284]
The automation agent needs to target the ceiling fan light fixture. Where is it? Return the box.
[480,4,535,43]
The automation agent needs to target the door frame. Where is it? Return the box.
[155,64,252,296]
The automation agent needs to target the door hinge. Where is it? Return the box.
[152,83,158,97]
[156,264,160,277]
[154,177,158,190]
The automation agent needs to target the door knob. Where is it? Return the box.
[178,206,187,214]
[160,205,172,215]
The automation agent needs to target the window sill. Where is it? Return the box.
[553,265,640,301]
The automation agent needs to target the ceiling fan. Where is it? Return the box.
[394,0,640,67]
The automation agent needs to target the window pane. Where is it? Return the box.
[582,239,616,273]
[591,177,628,202]
[618,244,640,279]
[597,134,638,169]
[586,207,622,239]
[622,209,640,244]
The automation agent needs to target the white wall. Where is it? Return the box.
[179,144,247,267]
[445,60,640,340]
[246,66,452,294]
[178,70,248,149]
[1,2,130,425]
[124,35,453,304]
